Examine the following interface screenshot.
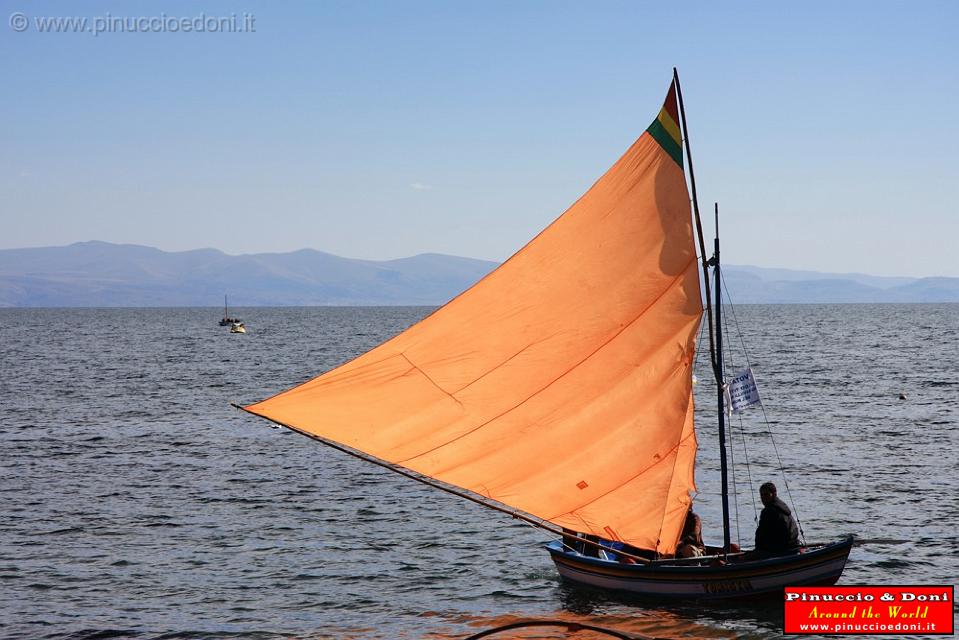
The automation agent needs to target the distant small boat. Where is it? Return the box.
[230,322,246,334]
[219,295,241,326]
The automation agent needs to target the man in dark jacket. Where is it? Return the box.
[754,482,800,555]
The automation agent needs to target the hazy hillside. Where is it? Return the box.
[721,266,959,304]
[0,242,956,306]
[0,241,498,307]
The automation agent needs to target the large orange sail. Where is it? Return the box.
[245,81,703,555]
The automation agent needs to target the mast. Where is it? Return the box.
[713,203,731,555]
[672,68,719,381]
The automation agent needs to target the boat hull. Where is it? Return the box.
[546,536,852,599]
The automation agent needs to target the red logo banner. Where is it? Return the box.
[784,586,954,635]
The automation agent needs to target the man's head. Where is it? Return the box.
[759,482,777,506]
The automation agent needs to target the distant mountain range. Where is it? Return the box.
[0,241,956,307]
[721,265,959,304]
[0,241,497,307]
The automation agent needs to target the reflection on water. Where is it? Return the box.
[423,608,742,640]
[1,305,957,639]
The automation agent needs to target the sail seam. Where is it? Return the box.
[544,401,697,523]
[395,258,699,466]
[399,352,464,408]
[449,337,549,396]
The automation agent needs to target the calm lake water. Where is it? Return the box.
[1,305,957,639]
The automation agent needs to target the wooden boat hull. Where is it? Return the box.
[546,536,853,599]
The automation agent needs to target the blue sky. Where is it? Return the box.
[2,1,956,277]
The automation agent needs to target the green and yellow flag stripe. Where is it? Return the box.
[646,81,683,167]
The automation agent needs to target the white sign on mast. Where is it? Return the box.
[727,367,762,414]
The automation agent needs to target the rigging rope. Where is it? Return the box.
[737,412,759,523]
[713,276,758,523]
[719,275,806,545]
[693,298,708,373]
[719,294,742,546]
[728,413,741,546]
[755,399,806,545]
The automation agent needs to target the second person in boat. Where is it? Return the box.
[676,508,705,558]
[754,481,801,556]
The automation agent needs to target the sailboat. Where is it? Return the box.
[236,70,852,599]
[219,295,242,327]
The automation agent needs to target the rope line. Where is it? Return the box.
[716,275,759,522]
[719,291,742,546]
[719,274,805,545]
[738,412,758,523]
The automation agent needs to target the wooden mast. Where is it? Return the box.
[713,203,731,555]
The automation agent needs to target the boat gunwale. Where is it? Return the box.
[545,534,853,576]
